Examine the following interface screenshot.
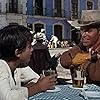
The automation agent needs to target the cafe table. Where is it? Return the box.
[29,84,100,100]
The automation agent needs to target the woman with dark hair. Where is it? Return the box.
[0,24,56,100]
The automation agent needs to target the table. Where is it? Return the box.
[29,84,100,100]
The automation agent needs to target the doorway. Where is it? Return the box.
[54,25,62,41]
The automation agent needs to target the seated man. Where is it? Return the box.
[60,11,100,86]
[0,24,57,100]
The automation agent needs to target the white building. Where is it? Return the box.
[0,0,27,28]
[98,0,100,9]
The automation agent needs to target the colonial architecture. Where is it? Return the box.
[0,0,99,42]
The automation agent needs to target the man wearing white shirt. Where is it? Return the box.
[0,24,56,100]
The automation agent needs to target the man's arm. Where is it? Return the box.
[60,50,72,68]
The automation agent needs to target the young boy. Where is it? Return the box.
[0,24,56,100]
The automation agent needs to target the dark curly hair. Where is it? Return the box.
[0,24,33,61]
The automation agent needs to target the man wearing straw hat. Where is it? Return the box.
[60,10,100,86]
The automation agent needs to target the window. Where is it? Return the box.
[71,0,78,19]
[54,25,62,41]
[87,1,93,10]
[35,0,43,15]
[9,0,18,13]
[0,3,1,13]
[54,0,62,17]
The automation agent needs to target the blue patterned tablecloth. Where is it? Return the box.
[29,84,100,100]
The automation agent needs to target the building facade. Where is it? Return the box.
[0,0,27,28]
[0,0,99,42]
[26,0,71,41]
[26,0,98,42]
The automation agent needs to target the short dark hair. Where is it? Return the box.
[0,24,33,61]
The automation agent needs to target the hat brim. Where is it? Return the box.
[69,20,100,28]
[78,20,100,27]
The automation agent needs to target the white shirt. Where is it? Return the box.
[0,60,40,100]
[50,35,58,43]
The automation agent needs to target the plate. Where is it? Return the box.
[46,86,61,92]
[68,85,88,90]
[84,91,100,98]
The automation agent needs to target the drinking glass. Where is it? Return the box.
[42,69,56,89]
[72,69,85,88]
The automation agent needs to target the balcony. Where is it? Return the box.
[27,7,67,18]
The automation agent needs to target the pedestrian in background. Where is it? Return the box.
[28,32,52,75]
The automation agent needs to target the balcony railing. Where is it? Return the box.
[26,7,81,20]
[27,7,67,18]
[5,4,81,20]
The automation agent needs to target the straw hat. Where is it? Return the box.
[72,10,100,27]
